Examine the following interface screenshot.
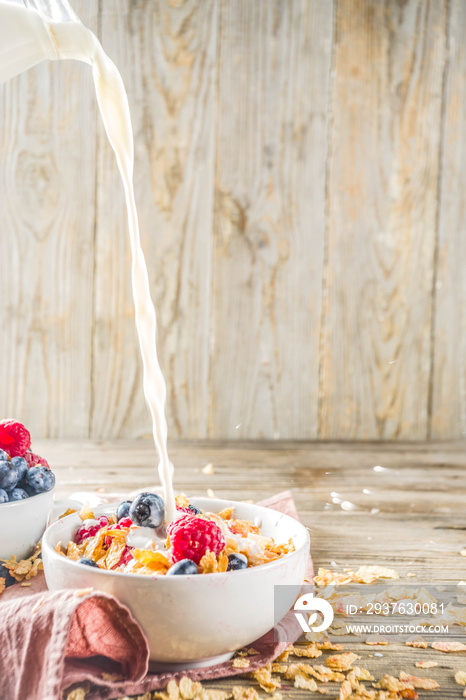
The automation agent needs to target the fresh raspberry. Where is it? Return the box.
[75,515,109,545]
[116,517,133,529]
[0,420,31,457]
[24,451,50,470]
[167,514,225,565]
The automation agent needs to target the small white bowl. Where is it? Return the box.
[0,489,54,560]
[42,497,310,670]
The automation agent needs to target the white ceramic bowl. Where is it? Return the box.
[42,497,310,670]
[0,489,54,560]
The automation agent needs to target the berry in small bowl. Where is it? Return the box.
[0,419,56,560]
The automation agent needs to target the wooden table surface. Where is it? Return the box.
[39,439,466,699]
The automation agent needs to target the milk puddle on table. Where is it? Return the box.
[0,3,176,522]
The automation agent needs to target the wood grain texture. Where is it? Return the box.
[0,2,98,438]
[320,0,448,439]
[43,439,466,699]
[430,0,466,439]
[2,0,466,441]
[91,0,218,439]
[209,0,333,440]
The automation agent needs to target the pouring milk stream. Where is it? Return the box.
[0,0,177,522]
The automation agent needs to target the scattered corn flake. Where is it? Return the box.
[294,673,318,691]
[1,543,43,582]
[0,578,5,596]
[100,672,124,682]
[79,505,94,521]
[20,582,31,587]
[314,568,353,586]
[207,489,216,499]
[198,691,231,700]
[399,671,439,690]
[231,687,258,700]
[179,675,203,699]
[317,690,329,695]
[167,679,180,700]
[249,664,281,693]
[202,463,215,475]
[406,637,427,649]
[232,658,250,669]
[407,573,416,577]
[460,550,466,557]
[244,647,259,655]
[275,646,292,662]
[352,667,374,682]
[373,675,410,692]
[431,640,466,652]
[290,643,322,658]
[414,662,437,669]
[339,679,352,700]
[365,635,389,646]
[64,683,91,700]
[317,639,344,651]
[271,664,287,674]
[304,631,326,644]
[350,565,399,584]
[456,671,466,686]
[325,652,360,672]
[283,663,316,680]
[73,588,94,597]
[311,665,345,683]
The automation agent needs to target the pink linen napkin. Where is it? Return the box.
[0,491,313,700]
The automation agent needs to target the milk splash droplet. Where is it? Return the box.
[341,501,357,512]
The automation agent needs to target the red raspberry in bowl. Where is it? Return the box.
[167,514,225,565]
[75,516,109,545]
[24,451,50,470]
[0,420,31,457]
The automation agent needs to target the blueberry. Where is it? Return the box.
[8,488,28,501]
[129,492,165,528]
[188,504,202,515]
[116,500,132,521]
[25,466,55,493]
[0,450,9,461]
[166,559,198,575]
[10,457,28,483]
[0,460,19,491]
[0,489,8,504]
[78,558,99,567]
[227,553,248,571]
[0,563,16,587]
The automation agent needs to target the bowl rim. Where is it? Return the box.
[0,487,54,510]
[42,497,310,581]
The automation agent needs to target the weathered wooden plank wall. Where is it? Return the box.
[0,0,463,441]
